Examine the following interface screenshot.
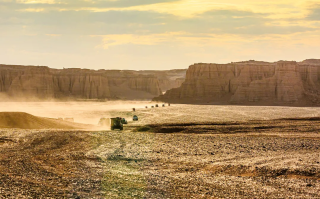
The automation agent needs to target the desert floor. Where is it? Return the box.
[0,102,319,198]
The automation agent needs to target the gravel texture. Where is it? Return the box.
[0,104,320,198]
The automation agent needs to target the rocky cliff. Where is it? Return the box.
[133,69,186,92]
[0,65,163,100]
[154,59,320,106]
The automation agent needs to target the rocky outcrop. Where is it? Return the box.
[134,69,186,93]
[158,77,186,93]
[52,68,111,99]
[0,66,112,99]
[0,65,163,100]
[105,71,162,99]
[154,60,320,105]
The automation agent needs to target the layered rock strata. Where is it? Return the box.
[154,60,320,105]
[0,65,162,100]
[135,69,186,92]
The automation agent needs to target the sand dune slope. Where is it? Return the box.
[0,112,88,129]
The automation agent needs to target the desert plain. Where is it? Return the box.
[0,102,319,198]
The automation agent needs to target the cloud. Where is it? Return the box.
[21,8,45,11]
[11,0,180,11]
[83,0,179,8]
[45,33,61,37]
[17,0,56,4]
[95,32,184,48]
[1,6,315,36]
[1,0,320,70]
[306,3,320,21]
[94,29,320,49]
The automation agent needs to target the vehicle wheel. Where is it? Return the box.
[120,127,123,130]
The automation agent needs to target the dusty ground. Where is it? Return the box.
[0,103,320,198]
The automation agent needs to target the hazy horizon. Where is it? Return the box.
[1,58,319,71]
[1,0,320,70]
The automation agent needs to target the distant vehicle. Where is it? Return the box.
[133,115,138,121]
[132,108,135,111]
[145,106,148,108]
[111,117,123,130]
[155,104,159,107]
[121,118,128,124]
[168,103,171,106]
[162,104,165,107]
[151,106,154,108]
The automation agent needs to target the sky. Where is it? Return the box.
[1,0,320,70]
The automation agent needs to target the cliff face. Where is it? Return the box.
[0,65,162,100]
[154,60,320,105]
[0,66,112,99]
[52,69,111,99]
[158,77,186,93]
[134,69,186,92]
[105,72,162,99]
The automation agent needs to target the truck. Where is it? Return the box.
[98,117,124,130]
[133,115,138,121]
[111,117,123,130]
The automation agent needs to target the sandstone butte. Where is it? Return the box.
[154,59,320,106]
[0,65,186,100]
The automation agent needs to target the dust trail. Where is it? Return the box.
[0,101,154,125]
[0,112,92,129]
[2,101,320,126]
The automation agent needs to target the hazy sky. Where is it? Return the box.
[1,0,320,70]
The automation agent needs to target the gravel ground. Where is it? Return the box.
[0,130,106,198]
[90,123,320,198]
[0,104,320,198]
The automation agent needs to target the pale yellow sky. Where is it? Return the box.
[1,0,320,69]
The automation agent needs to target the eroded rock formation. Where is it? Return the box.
[154,59,320,105]
[134,69,186,93]
[0,65,163,100]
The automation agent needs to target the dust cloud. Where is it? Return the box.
[2,100,320,126]
[0,101,153,125]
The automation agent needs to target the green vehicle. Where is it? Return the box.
[111,117,123,130]
[133,115,138,121]
[121,118,128,124]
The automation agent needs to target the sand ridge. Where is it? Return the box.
[0,112,90,129]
